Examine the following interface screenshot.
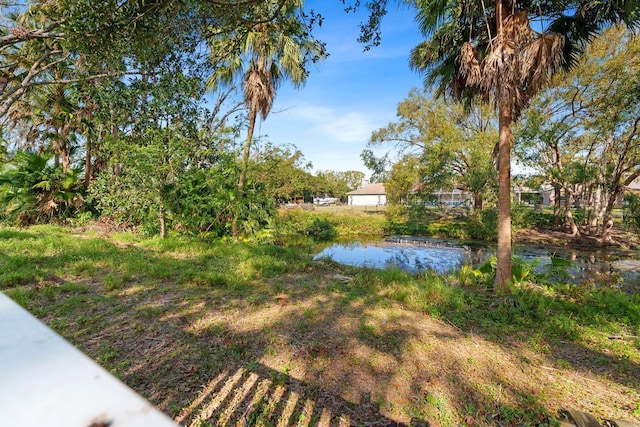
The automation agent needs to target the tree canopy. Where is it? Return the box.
[364,89,497,210]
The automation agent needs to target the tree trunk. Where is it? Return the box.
[563,185,580,236]
[553,181,562,225]
[159,202,166,239]
[495,102,512,295]
[589,184,602,234]
[600,182,623,244]
[600,196,616,244]
[238,109,256,192]
[232,108,258,238]
[57,139,71,174]
[473,192,483,211]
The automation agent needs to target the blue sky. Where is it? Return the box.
[254,1,425,176]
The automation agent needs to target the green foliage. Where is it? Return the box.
[470,254,576,289]
[623,193,640,232]
[384,205,502,240]
[364,90,497,210]
[0,151,85,225]
[466,208,498,240]
[253,143,316,203]
[305,218,337,241]
[314,170,366,202]
[511,203,555,229]
[86,69,276,239]
[275,209,386,238]
[516,27,640,237]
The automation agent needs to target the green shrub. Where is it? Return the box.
[305,218,337,241]
[466,208,497,240]
[623,193,640,232]
[510,203,556,230]
[275,210,386,238]
[0,151,85,225]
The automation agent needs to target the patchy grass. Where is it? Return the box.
[1,225,639,426]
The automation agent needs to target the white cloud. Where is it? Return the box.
[284,104,378,143]
[322,112,375,142]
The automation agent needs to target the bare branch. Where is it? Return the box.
[0,20,65,51]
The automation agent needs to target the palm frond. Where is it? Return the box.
[458,42,482,86]
[244,69,274,120]
[503,11,533,47]
[520,33,565,99]
[481,39,526,113]
[480,39,519,92]
[414,0,454,36]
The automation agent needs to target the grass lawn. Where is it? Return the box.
[1,225,639,426]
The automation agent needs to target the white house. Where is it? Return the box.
[347,183,387,206]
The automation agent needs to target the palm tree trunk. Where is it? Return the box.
[239,109,257,192]
[232,108,258,238]
[495,102,512,294]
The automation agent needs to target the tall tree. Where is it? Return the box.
[315,170,366,201]
[364,89,497,211]
[253,142,315,203]
[394,0,640,293]
[517,26,640,242]
[207,0,326,236]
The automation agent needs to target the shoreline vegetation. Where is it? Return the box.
[1,210,639,426]
[277,205,640,250]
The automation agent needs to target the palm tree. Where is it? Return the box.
[407,0,640,293]
[207,0,325,236]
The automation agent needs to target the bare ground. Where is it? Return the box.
[43,260,640,426]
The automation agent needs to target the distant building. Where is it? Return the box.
[431,188,472,207]
[347,183,387,206]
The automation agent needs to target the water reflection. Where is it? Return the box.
[313,236,640,288]
[314,238,481,274]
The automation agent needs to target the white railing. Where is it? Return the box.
[0,292,178,427]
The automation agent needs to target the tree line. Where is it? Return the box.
[1,0,639,293]
[365,27,640,245]
[0,1,363,237]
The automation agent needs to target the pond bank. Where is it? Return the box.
[513,227,640,251]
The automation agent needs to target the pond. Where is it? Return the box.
[313,236,640,289]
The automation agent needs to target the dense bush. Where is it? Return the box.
[275,209,386,238]
[511,203,554,229]
[90,153,276,239]
[465,208,498,240]
[623,193,640,232]
[305,218,337,240]
[0,151,85,225]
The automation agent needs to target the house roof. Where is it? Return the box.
[346,183,386,196]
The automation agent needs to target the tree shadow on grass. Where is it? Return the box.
[2,231,639,425]
[174,362,425,426]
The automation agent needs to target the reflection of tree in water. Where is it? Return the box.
[384,245,467,273]
[315,238,640,288]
